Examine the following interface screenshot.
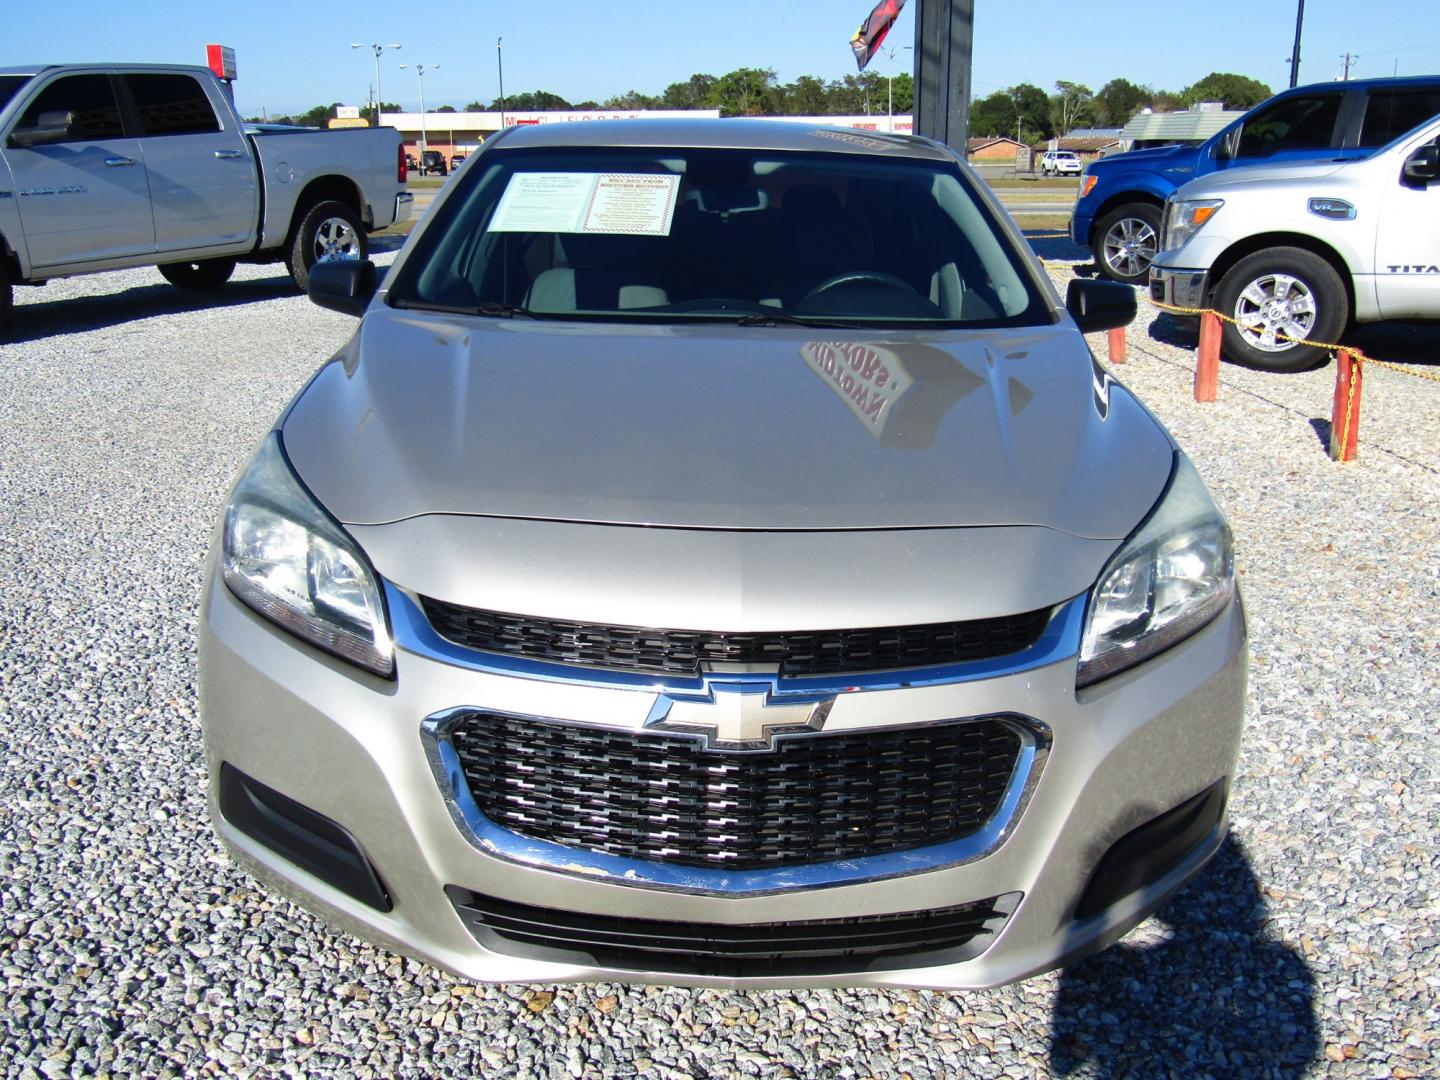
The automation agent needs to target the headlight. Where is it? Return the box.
[222,433,393,677]
[1162,198,1223,252]
[1078,454,1234,687]
[1079,174,1098,198]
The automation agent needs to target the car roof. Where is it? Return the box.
[1281,74,1440,96]
[490,117,955,161]
[1,63,216,77]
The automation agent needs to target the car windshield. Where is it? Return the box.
[0,75,33,115]
[389,145,1047,327]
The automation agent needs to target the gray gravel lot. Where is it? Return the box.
[1,248,1437,1079]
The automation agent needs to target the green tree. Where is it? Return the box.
[970,89,1016,138]
[1094,78,1151,126]
[358,101,399,126]
[706,67,778,116]
[1011,83,1054,142]
[781,74,829,115]
[435,104,456,114]
[573,100,601,110]
[602,89,661,110]
[887,71,914,115]
[492,90,572,110]
[1182,72,1272,109]
[1050,80,1094,135]
[660,74,717,110]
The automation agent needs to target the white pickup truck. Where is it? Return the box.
[0,63,412,334]
[1150,112,1440,371]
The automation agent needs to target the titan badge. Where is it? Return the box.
[645,677,835,751]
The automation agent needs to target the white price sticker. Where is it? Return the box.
[489,172,679,236]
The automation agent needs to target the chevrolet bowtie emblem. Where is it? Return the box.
[646,680,834,751]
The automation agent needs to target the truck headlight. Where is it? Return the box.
[1163,199,1223,252]
[222,433,393,677]
[1078,454,1234,687]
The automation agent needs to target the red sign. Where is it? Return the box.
[206,44,237,81]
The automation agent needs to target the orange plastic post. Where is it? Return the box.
[1330,350,1362,462]
[1194,311,1221,402]
[1107,326,1127,365]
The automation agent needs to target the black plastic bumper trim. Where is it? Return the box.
[219,763,392,912]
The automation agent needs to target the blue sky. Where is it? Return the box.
[3,1,1436,116]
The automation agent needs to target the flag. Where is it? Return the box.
[849,0,907,71]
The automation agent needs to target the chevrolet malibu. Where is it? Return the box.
[200,119,1246,989]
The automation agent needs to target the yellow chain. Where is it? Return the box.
[1147,298,1440,384]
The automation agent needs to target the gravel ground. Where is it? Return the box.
[1,247,1437,1079]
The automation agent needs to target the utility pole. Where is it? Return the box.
[913,0,974,152]
[399,64,438,160]
[1288,0,1305,88]
[352,42,402,125]
[1340,52,1357,81]
[496,38,507,129]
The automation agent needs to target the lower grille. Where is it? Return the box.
[447,886,1018,977]
[446,711,1024,870]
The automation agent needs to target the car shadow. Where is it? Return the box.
[7,261,395,344]
[1048,837,1320,1078]
[7,272,302,344]
[1023,231,1090,263]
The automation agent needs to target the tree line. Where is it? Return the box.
[255,68,1272,139]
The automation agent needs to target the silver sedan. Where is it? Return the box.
[200,119,1245,989]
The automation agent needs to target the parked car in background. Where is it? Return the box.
[0,62,412,333]
[450,153,467,170]
[1152,112,1440,371]
[421,149,448,176]
[406,153,420,173]
[1073,76,1440,284]
[1040,150,1082,176]
[201,119,1245,990]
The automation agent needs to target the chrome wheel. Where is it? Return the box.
[312,216,361,263]
[1232,273,1317,353]
[1101,217,1158,279]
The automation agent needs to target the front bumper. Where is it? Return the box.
[1149,265,1208,310]
[199,569,1247,990]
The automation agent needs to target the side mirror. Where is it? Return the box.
[1403,141,1440,186]
[1214,127,1240,162]
[8,110,74,148]
[1066,278,1137,334]
[308,259,377,317]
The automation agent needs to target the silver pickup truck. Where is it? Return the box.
[1150,112,1440,372]
[0,63,412,334]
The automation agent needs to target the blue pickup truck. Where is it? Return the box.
[1072,76,1440,284]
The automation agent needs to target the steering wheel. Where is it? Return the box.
[799,271,918,308]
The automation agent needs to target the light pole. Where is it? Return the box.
[884,44,913,133]
[496,38,506,129]
[1288,0,1305,88]
[399,63,438,162]
[351,42,401,125]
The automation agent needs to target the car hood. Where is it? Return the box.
[1176,159,1347,198]
[1087,143,1201,175]
[282,310,1173,539]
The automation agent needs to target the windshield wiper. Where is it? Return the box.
[391,298,542,319]
[732,311,863,329]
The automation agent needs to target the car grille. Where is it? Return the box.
[445,886,1018,977]
[419,597,1053,677]
[446,711,1024,870]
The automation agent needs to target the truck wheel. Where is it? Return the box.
[1213,247,1347,373]
[1094,203,1162,286]
[287,200,366,292]
[158,258,236,290]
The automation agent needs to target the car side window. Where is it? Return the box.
[1359,90,1440,148]
[124,74,221,137]
[15,74,125,142]
[1236,94,1343,158]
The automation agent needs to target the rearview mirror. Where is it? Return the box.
[1066,278,1137,334]
[1403,141,1440,186]
[8,110,74,148]
[308,259,377,317]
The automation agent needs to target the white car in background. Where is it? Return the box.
[1041,150,1083,176]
